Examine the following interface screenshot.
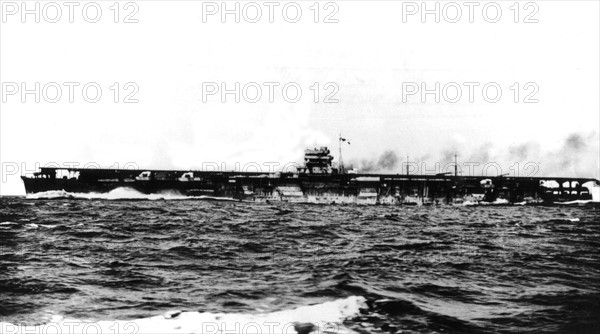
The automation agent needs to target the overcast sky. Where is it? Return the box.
[1,0,599,195]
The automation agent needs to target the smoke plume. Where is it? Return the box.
[347,132,599,179]
[348,150,400,173]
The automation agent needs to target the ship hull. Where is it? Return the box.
[21,170,599,205]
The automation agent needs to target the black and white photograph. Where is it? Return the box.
[1,1,599,333]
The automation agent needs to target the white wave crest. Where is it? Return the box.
[0,221,18,225]
[480,198,510,206]
[0,296,366,334]
[461,198,510,206]
[554,199,596,205]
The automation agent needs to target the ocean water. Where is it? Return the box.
[1,195,599,333]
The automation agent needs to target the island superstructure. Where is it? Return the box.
[21,147,599,205]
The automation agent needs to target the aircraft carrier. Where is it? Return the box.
[21,147,599,205]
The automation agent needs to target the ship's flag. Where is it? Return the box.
[340,137,351,145]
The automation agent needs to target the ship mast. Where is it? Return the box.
[338,134,344,174]
[454,152,458,177]
[338,134,350,174]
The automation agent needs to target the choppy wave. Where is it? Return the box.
[2,197,599,333]
[0,296,365,334]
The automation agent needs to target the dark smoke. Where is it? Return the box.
[467,144,492,164]
[508,143,535,161]
[564,133,587,152]
[346,132,598,179]
[441,148,457,163]
[378,151,399,170]
[350,150,400,173]
[439,133,597,178]
[358,159,377,173]
[556,133,592,171]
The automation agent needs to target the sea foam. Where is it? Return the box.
[25,188,235,201]
[0,296,366,334]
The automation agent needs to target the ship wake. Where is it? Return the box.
[25,188,235,201]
